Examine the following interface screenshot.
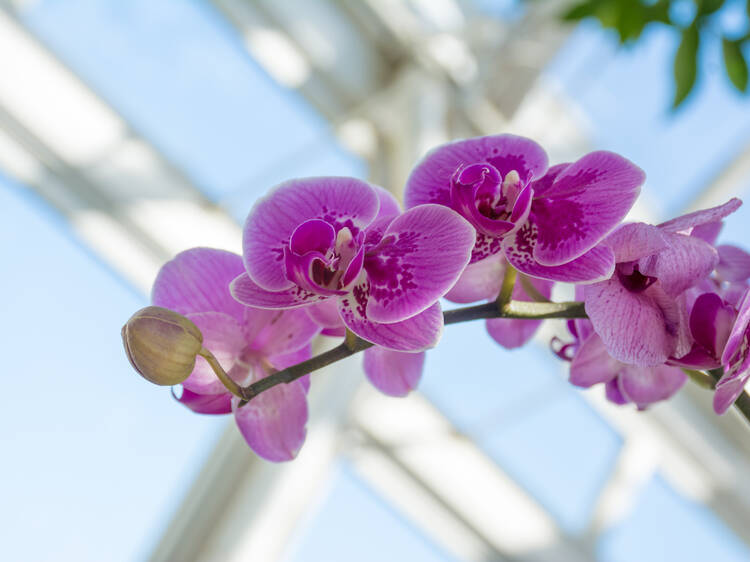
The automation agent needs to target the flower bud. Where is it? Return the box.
[122,306,203,386]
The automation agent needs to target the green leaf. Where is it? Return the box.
[562,0,599,21]
[673,25,700,108]
[722,38,749,92]
[697,0,724,15]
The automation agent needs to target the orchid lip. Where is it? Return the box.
[450,163,530,237]
[616,262,657,293]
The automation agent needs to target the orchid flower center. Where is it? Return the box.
[285,219,364,296]
[616,262,657,293]
[451,163,523,222]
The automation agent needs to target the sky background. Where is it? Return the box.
[3,0,750,561]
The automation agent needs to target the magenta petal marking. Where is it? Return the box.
[657,198,741,233]
[243,177,380,291]
[618,364,687,408]
[232,379,309,462]
[532,151,644,266]
[184,312,246,394]
[584,279,676,366]
[363,347,425,397]
[230,272,327,309]
[504,222,615,283]
[152,248,247,322]
[604,223,668,263]
[717,245,750,282]
[174,388,232,415]
[569,333,620,387]
[689,293,735,358]
[444,254,505,303]
[364,204,474,324]
[529,163,570,197]
[338,285,443,351]
[405,134,548,209]
[637,233,718,297]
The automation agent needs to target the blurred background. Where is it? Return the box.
[3,0,750,560]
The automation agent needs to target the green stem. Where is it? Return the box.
[236,298,587,404]
[681,368,716,389]
[198,347,246,400]
[496,265,517,312]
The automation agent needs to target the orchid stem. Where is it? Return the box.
[496,265,517,312]
[198,347,246,400]
[681,368,716,389]
[237,299,586,405]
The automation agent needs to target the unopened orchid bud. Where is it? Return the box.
[122,306,203,386]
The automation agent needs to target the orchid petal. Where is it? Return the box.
[504,222,615,283]
[249,309,320,357]
[721,289,750,366]
[470,231,505,263]
[569,333,621,387]
[405,134,548,209]
[152,248,247,322]
[658,198,741,234]
[363,347,425,396]
[230,272,327,309]
[372,184,402,219]
[532,151,644,266]
[184,312,246,395]
[638,233,718,297]
[243,177,380,290]
[689,293,735,358]
[714,370,750,415]
[584,279,676,366]
[604,223,668,263]
[232,378,309,462]
[618,364,687,408]
[306,299,345,331]
[605,379,628,405]
[338,285,443,351]
[364,205,474,323]
[717,245,750,282]
[691,221,722,245]
[528,163,570,197]
[444,254,505,303]
[174,387,232,415]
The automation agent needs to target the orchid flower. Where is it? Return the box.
[152,248,320,462]
[404,134,644,283]
[554,318,687,409]
[584,199,742,367]
[231,177,475,352]
[715,289,750,414]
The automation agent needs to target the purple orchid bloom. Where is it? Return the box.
[404,134,644,283]
[443,253,554,349]
[584,199,742,367]
[231,177,475,352]
[152,248,320,462]
[555,318,686,409]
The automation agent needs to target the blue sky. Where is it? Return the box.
[3,1,750,561]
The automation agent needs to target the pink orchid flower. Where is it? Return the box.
[405,134,644,283]
[152,248,320,462]
[231,177,475,352]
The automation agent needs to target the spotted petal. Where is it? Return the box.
[364,204,474,323]
[504,222,615,283]
[363,347,425,396]
[405,134,548,208]
[338,285,443,351]
[152,248,247,322]
[604,223,668,263]
[243,177,380,290]
[230,272,327,309]
[531,151,644,266]
[232,378,309,462]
